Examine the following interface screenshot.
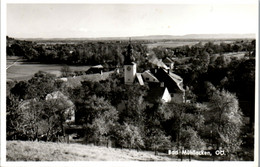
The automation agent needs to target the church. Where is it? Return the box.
[123,42,186,105]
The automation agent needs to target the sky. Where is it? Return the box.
[6,3,258,38]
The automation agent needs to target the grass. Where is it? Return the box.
[6,60,90,81]
[6,141,177,161]
[217,51,246,59]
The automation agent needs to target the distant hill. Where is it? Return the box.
[17,33,255,42]
[180,34,255,39]
[130,34,255,40]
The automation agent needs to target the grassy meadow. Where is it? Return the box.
[6,57,90,81]
[6,141,177,161]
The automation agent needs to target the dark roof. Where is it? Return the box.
[145,82,166,103]
[124,44,135,65]
[152,68,184,93]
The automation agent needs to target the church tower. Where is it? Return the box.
[124,39,136,85]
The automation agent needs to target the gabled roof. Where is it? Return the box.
[163,57,174,64]
[152,68,184,93]
[149,57,169,69]
[91,65,103,69]
[162,69,185,92]
[136,73,144,86]
[142,70,159,83]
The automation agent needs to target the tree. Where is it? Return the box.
[10,81,30,100]
[208,89,244,159]
[7,91,75,141]
[118,84,148,126]
[43,91,75,141]
[16,99,44,141]
[179,127,206,150]
[113,122,144,150]
[157,102,206,152]
[27,71,58,99]
[77,95,119,145]
[144,126,171,155]
[60,65,72,77]
[6,94,21,140]
[144,102,172,154]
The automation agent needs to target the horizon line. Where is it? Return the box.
[7,33,256,40]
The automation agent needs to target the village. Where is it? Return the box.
[6,37,255,161]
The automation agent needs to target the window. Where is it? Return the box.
[146,77,149,81]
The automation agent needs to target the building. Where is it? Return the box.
[123,42,185,104]
[86,65,104,74]
[163,57,174,70]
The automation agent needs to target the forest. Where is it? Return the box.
[6,36,255,160]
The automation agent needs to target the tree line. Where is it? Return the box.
[6,36,149,71]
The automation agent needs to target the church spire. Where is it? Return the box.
[124,37,135,65]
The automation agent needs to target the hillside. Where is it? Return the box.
[6,141,177,161]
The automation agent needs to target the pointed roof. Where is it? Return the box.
[162,69,185,92]
[163,57,174,64]
[152,68,185,93]
[142,70,159,82]
[91,65,103,69]
[149,57,169,69]
[124,41,135,65]
[136,73,144,86]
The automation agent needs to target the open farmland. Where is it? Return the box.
[7,57,90,81]
[145,40,236,49]
[145,41,200,49]
[213,51,247,59]
[7,140,178,161]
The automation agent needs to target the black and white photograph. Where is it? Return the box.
[1,0,258,166]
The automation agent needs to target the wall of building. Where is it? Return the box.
[171,92,184,103]
[124,63,136,84]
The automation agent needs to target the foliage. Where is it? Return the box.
[207,89,244,158]
[113,122,144,149]
[179,127,206,150]
[157,102,206,150]
[60,65,72,77]
[7,91,74,141]
[76,95,118,145]
[6,37,149,70]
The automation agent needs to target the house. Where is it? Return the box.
[163,57,174,70]
[86,65,103,74]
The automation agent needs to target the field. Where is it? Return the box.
[213,52,246,59]
[145,40,235,49]
[7,57,91,81]
[145,41,200,49]
[6,141,178,161]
